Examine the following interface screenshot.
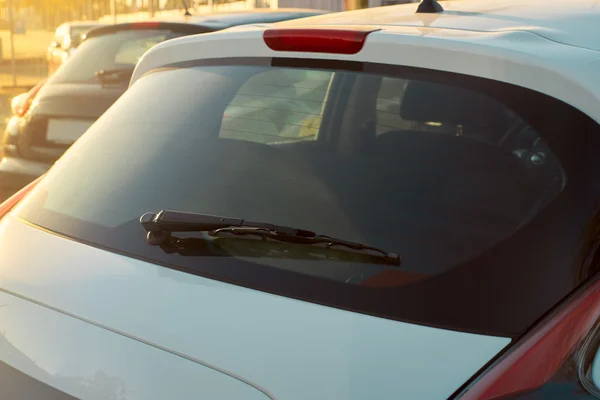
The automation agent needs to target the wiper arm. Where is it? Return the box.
[141,210,315,242]
[140,210,401,266]
[94,67,134,83]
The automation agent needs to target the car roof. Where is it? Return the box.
[64,20,102,27]
[188,8,328,25]
[122,8,328,30]
[85,9,327,39]
[275,0,600,52]
[132,2,600,125]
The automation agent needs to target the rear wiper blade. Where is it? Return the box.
[140,210,401,266]
[141,210,315,242]
[94,67,134,83]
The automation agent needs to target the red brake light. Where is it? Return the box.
[0,177,42,220]
[15,78,46,117]
[458,278,600,399]
[132,22,161,29]
[263,28,377,55]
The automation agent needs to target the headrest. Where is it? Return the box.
[399,80,510,134]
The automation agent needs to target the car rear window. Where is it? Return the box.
[16,58,599,336]
[50,29,187,84]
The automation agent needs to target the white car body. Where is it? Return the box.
[1,0,599,399]
[133,0,600,124]
[0,218,507,399]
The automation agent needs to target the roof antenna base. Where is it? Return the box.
[416,0,444,13]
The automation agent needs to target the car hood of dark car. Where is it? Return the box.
[32,82,127,119]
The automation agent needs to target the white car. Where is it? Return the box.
[2,0,600,398]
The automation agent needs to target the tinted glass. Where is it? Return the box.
[50,30,185,84]
[220,69,333,143]
[17,59,592,335]
[70,25,96,38]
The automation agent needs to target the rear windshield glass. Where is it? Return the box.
[16,58,588,336]
[51,29,186,84]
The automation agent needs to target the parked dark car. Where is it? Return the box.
[0,9,327,201]
[47,21,104,76]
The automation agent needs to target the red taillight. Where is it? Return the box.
[132,22,161,29]
[0,177,42,220]
[457,278,600,399]
[15,79,46,117]
[263,28,377,55]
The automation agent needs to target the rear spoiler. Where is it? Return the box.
[85,22,217,39]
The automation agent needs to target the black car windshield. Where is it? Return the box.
[50,29,186,84]
[17,58,588,336]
